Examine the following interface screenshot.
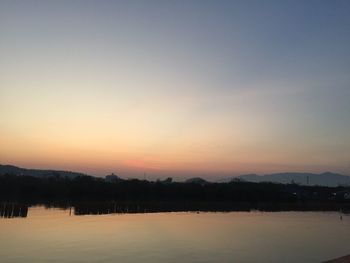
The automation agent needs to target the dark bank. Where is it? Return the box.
[1,173,350,217]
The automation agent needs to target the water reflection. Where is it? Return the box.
[0,203,28,218]
[0,207,349,263]
[73,201,251,215]
[1,201,349,218]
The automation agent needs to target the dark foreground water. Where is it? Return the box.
[0,207,349,263]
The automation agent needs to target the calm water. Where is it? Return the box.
[0,207,349,263]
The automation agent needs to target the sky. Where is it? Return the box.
[1,0,350,179]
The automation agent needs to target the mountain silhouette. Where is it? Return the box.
[0,164,88,179]
[1,164,350,187]
[233,172,350,187]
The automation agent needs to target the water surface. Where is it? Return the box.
[0,207,349,263]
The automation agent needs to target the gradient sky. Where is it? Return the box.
[1,0,350,179]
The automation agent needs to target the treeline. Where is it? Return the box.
[0,174,349,204]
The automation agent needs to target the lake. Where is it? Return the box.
[0,207,349,263]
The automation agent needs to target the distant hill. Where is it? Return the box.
[2,164,350,187]
[185,177,208,185]
[0,164,88,179]
[232,172,350,187]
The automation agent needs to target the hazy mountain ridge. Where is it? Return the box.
[234,172,350,187]
[1,164,350,187]
[0,164,88,179]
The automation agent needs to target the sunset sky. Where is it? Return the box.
[1,0,349,179]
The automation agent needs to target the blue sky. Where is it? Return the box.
[1,0,349,177]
